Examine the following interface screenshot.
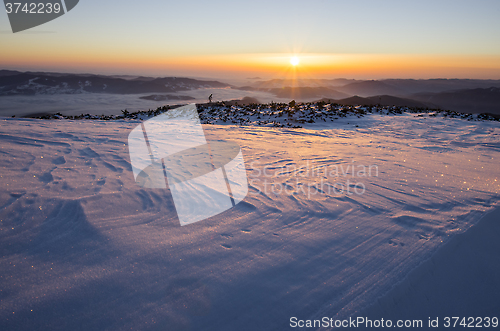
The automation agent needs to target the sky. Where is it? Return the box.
[1,0,500,80]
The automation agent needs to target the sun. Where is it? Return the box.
[290,56,300,66]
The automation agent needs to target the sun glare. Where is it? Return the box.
[290,56,300,66]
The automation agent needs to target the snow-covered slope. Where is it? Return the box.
[0,112,498,330]
[358,207,500,329]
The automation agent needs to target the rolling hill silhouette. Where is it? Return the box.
[409,87,500,115]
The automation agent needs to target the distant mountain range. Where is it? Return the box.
[316,95,429,108]
[0,70,230,96]
[2,70,500,115]
[139,94,195,101]
[247,78,500,95]
[243,78,357,88]
[409,87,500,114]
[335,80,406,97]
[315,89,500,115]
[334,79,500,97]
[245,86,350,100]
[244,78,500,115]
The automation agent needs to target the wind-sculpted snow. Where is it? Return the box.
[0,113,498,330]
[358,207,500,327]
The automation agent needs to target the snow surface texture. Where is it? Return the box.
[0,113,499,330]
[358,207,500,328]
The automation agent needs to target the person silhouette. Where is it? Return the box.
[208,94,213,103]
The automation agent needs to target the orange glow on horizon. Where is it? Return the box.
[2,50,500,79]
